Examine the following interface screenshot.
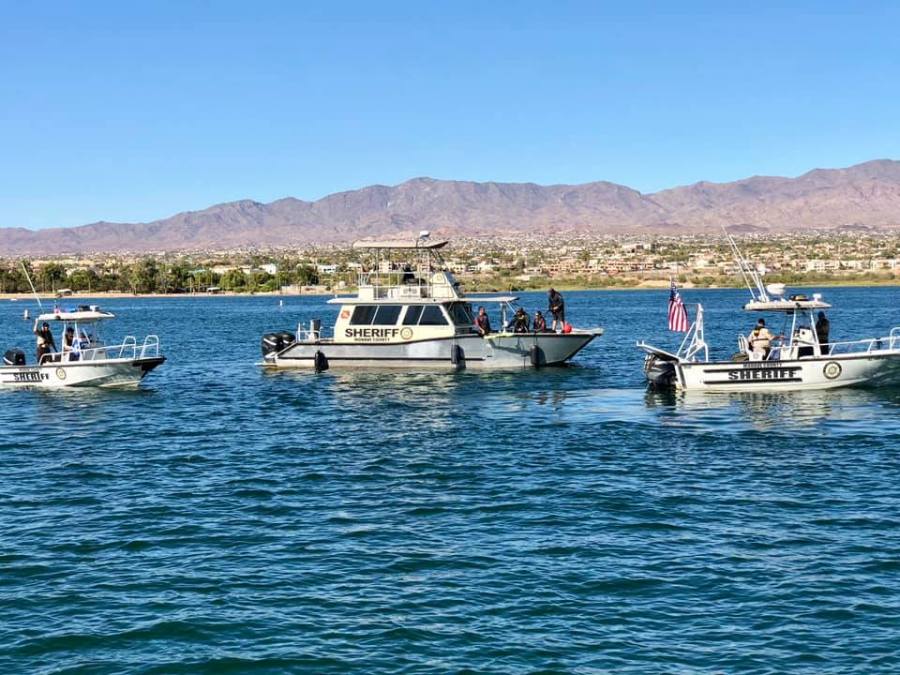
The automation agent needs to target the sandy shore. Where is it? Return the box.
[2,278,898,302]
[0,290,333,300]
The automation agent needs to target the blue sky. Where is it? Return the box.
[1,1,898,230]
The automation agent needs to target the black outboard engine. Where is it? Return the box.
[4,348,26,366]
[643,353,677,389]
[260,330,297,358]
[277,330,296,348]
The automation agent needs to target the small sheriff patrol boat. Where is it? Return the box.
[1,305,165,388]
[637,235,900,392]
[261,236,603,370]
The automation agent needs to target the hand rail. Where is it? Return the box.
[825,335,898,355]
[117,336,137,359]
[295,326,332,342]
[139,335,160,359]
[37,336,160,363]
[676,304,707,363]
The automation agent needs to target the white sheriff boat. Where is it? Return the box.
[1,305,165,388]
[261,237,603,370]
[637,236,900,392]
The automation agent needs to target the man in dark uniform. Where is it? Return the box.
[34,322,57,363]
[816,311,830,354]
[548,288,565,332]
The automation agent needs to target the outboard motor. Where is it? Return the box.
[261,330,298,358]
[3,348,26,366]
[277,330,296,348]
[643,354,677,389]
[261,332,283,357]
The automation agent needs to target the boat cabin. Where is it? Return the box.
[740,295,832,361]
[318,237,524,345]
[33,305,115,363]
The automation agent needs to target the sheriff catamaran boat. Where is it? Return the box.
[1,305,165,388]
[261,236,603,370]
[637,235,900,392]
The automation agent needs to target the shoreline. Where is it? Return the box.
[3,278,900,301]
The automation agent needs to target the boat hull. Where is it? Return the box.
[266,332,600,370]
[0,356,165,389]
[658,351,900,392]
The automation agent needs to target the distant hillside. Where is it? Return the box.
[3,159,900,255]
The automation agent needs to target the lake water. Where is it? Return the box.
[2,287,900,673]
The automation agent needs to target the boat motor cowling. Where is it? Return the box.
[261,330,297,357]
[3,348,26,366]
[643,353,677,389]
[276,330,296,347]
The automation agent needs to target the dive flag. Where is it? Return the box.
[668,279,689,332]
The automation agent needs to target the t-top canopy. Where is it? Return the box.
[351,239,449,250]
[36,305,115,322]
[744,299,831,312]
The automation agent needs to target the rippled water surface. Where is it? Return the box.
[2,287,900,673]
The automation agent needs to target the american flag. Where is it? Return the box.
[668,279,689,332]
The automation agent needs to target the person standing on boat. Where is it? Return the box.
[34,322,57,364]
[533,311,547,332]
[474,306,492,336]
[63,327,75,359]
[401,263,415,285]
[548,288,565,332]
[748,318,775,360]
[816,311,831,355]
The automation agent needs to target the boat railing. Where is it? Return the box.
[676,304,708,362]
[377,285,430,299]
[359,270,429,297]
[116,336,138,359]
[37,335,160,363]
[295,324,332,342]
[357,268,461,301]
[139,335,160,359]
[826,334,898,356]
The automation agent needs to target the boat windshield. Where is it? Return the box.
[349,304,404,326]
[447,302,474,326]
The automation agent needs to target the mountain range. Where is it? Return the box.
[4,159,900,255]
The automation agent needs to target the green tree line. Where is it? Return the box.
[0,257,323,294]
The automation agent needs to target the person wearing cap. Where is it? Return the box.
[34,322,57,364]
[748,318,775,360]
[533,310,547,332]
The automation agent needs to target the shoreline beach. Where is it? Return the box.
[3,278,900,302]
